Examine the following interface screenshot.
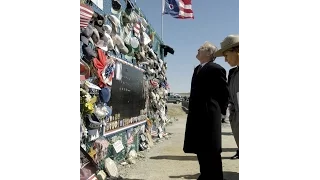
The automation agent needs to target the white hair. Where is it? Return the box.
[202,41,218,60]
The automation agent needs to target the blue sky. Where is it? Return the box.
[136,0,239,93]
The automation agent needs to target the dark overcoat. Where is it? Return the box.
[228,67,239,148]
[183,61,229,153]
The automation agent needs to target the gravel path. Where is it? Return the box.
[118,104,239,180]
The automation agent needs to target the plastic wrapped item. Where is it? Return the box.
[94,104,107,119]
[94,103,112,120]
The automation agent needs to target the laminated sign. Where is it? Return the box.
[113,140,124,153]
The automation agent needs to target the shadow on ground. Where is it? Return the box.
[224,171,239,180]
[150,152,237,161]
[222,148,238,152]
[222,132,233,136]
[221,156,238,160]
[115,177,145,180]
[181,106,189,114]
[150,155,197,161]
[169,173,200,179]
[169,171,238,180]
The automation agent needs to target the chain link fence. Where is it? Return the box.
[85,0,164,60]
[81,0,162,166]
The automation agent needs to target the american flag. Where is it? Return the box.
[163,0,194,19]
[80,4,94,28]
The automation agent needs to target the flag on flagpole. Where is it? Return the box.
[163,0,194,19]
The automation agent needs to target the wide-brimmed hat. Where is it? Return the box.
[107,15,120,28]
[122,25,132,44]
[92,12,105,27]
[130,36,139,50]
[103,24,112,35]
[91,26,100,43]
[113,34,129,54]
[82,24,94,38]
[214,34,239,57]
[107,15,120,34]
[111,0,122,15]
[96,32,114,52]
[125,0,134,14]
[82,45,97,62]
[96,40,108,52]
[125,36,140,56]
[104,33,114,50]
[122,11,133,26]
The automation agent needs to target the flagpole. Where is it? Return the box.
[161,0,164,41]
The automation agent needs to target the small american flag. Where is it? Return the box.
[80,4,94,28]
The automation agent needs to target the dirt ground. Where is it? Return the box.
[118,103,239,180]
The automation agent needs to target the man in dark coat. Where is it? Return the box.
[183,42,229,180]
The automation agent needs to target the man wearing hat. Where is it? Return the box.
[215,34,239,159]
[183,42,229,180]
[221,66,237,124]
